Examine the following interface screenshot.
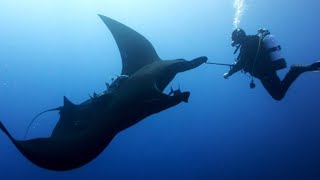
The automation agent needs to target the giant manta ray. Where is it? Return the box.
[0,14,207,171]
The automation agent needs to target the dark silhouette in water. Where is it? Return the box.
[0,14,207,171]
[224,28,320,100]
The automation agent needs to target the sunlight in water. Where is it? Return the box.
[233,0,245,29]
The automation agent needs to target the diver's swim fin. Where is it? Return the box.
[291,61,320,74]
[309,61,320,72]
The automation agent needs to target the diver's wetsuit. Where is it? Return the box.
[227,35,304,101]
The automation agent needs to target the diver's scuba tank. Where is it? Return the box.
[258,28,287,71]
[249,28,287,89]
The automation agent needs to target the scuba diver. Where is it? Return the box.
[223,28,320,101]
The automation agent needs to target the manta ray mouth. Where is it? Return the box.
[155,82,190,103]
[169,89,190,103]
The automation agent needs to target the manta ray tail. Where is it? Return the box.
[24,106,62,139]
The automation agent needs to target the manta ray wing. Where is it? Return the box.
[98,14,161,76]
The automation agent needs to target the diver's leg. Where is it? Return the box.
[260,73,284,101]
[261,61,320,101]
[279,65,310,97]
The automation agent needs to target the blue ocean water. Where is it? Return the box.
[0,0,319,179]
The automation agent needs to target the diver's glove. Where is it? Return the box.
[223,72,230,79]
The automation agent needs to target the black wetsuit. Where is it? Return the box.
[228,35,303,101]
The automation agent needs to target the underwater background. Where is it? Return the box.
[0,0,319,179]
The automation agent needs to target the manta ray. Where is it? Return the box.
[0,14,207,171]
